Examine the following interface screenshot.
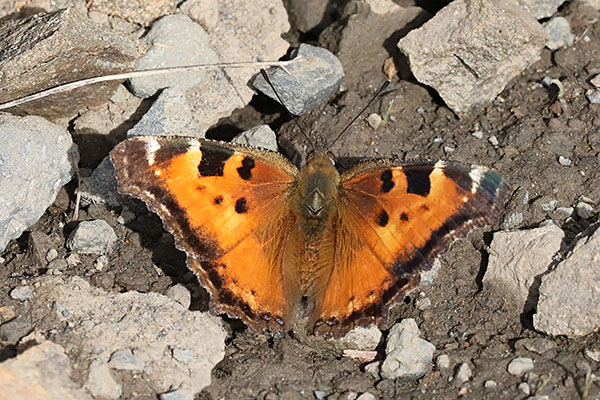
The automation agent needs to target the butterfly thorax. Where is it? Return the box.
[295,154,341,292]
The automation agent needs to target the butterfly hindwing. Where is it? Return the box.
[110,136,300,332]
[310,161,510,337]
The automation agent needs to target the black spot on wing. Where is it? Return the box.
[400,212,409,221]
[197,143,234,177]
[405,165,433,196]
[380,169,394,193]
[235,197,248,214]
[237,157,255,180]
[213,195,223,205]
[443,163,474,192]
[377,210,389,227]
[152,141,191,165]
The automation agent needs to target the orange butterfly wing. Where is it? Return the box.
[310,161,510,337]
[110,136,300,333]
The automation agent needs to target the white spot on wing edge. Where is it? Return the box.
[144,138,160,165]
[469,168,487,194]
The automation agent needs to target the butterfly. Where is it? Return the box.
[109,135,509,338]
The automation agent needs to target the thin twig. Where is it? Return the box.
[0,58,301,110]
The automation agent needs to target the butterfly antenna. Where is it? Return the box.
[328,80,391,149]
[259,69,315,152]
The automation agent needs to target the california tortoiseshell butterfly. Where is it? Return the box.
[110,133,509,338]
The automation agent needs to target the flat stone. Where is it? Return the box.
[232,125,278,152]
[455,362,472,382]
[29,276,226,394]
[129,14,218,98]
[484,222,564,313]
[544,17,575,50]
[381,319,435,381]
[338,326,383,351]
[89,156,120,207]
[179,0,219,30]
[85,360,122,399]
[253,44,344,116]
[398,0,546,114]
[159,388,195,400]
[534,227,600,337]
[356,393,376,400]
[165,284,192,309]
[0,341,93,400]
[507,357,534,376]
[9,286,33,302]
[0,316,32,343]
[515,338,557,354]
[88,0,177,26]
[0,8,140,119]
[27,231,54,267]
[108,349,144,371]
[0,114,76,252]
[436,354,450,369]
[67,220,117,254]
[575,201,596,219]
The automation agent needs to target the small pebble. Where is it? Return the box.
[586,89,600,104]
[166,284,192,309]
[484,380,497,389]
[591,74,600,88]
[584,348,600,362]
[415,297,431,311]
[518,382,530,395]
[66,253,81,266]
[10,286,33,301]
[314,390,327,400]
[45,248,58,262]
[488,135,499,146]
[117,210,136,225]
[436,354,450,369]
[455,363,472,383]
[47,258,68,271]
[507,357,534,376]
[416,107,425,114]
[575,201,596,219]
[443,145,455,153]
[0,256,5,264]
[558,156,572,166]
[472,130,483,139]
[364,361,380,380]
[172,348,194,364]
[356,393,376,400]
[366,113,382,130]
[94,255,109,270]
[159,388,194,400]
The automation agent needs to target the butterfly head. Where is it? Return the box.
[297,154,340,220]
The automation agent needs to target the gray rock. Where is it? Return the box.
[584,347,600,362]
[575,201,596,219]
[253,44,344,115]
[165,284,192,309]
[314,390,327,399]
[515,338,557,354]
[127,88,203,138]
[455,362,472,382]
[0,115,76,252]
[47,258,69,272]
[534,227,600,337]
[29,276,226,394]
[90,156,120,207]
[0,316,33,343]
[398,0,546,114]
[159,388,195,400]
[507,357,534,376]
[544,17,575,50]
[232,125,278,152]
[27,231,54,267]
[381,318,436,380]
[484,380,497,389]
[364,361,380,380]
[67,220,117,254]
[518,0,567,19]
[10,286,33,302]
[436,354,450,369]
[46,248,59,262]
[356,393,376,400]
[484,222,564,313]
[366,113,383,130]
[85,360,122,399]
[338,326,382,351]
[586,89,600,104]
[108,349,144,371]
[518,382,531,395]
[0,8,140,119]
[0,341,93,400]
[129,14,218,98]
[558,155,572,166]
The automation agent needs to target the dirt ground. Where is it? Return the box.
[1,0,600,399]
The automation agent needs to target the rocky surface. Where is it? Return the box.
[0,114,76,252]
[0,8,141,119]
